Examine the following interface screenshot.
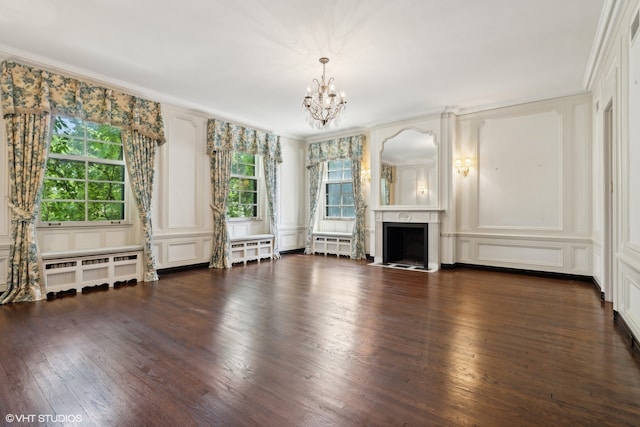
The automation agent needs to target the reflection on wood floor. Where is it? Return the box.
[0,254,638,426]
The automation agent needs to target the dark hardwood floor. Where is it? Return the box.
[0,254,639,426]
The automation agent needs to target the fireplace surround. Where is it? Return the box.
[383,222,429,269]
[373,208,441,271]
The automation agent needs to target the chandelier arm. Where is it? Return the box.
[302,57,346,129]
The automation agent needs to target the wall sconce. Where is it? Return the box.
[361,169,371,183]
[455,157,472,177]
[417,184,427,195]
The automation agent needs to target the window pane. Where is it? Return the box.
[88,202,124,221]
[228,190,240,203]
[42,179,85,200]
[88,182,125,201]
[327,194,341,205]
[40,201,86,222]
[327,170,342,180]
[327,207,341,217]
[86,122,122,143]
[240,191,257,204]
[88,141,123,160]
[326,183,341,194]
[343,193,354,205]
[343,167,352,179]
[342,182,354,194]
[88,163,125,181]
[49,136,84,156]
[53,117,84,138]
[45,158,86,179]
[342,206,356,217]
[239,179,257,191]
[241,205,257,218]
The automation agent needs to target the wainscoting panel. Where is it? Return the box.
[477,242,563,267]
[279,227,307,252]
[457,234,592,275]
[38,226,137,253]
[167,115,200,230]
[0,244,8,290]
[477,110,563,230]
[167,242,198,263]
[154,233,212,269]
[619,258,640,341]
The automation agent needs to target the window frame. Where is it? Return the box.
[38,116,129,227]
[227,152,261,220]
[324,159,355,220]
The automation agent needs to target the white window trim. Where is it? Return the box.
[38,116,131,228]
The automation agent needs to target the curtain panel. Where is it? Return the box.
[0,61,166,302]
[206,119,282,268]
[305,134,367,259]
[123,130,160,281]
[1,113,51,303]
[304,162,325,254]
[381,164,395,183]
[306,134,364,168]
[1,61,165,143]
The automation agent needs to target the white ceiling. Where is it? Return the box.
[0,0,605,140]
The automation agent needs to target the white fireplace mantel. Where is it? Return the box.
[373,207,442,271]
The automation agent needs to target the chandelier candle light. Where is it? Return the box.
[303,57,347,129]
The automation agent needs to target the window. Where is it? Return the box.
[325,159,355,218]
[228,153,258,218]
[40,116,126,224]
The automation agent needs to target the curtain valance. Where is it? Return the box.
[306,134,365,168]
[207,118,282,162]
[1,61,165,144]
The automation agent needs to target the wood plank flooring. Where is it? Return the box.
[0,254,639,426]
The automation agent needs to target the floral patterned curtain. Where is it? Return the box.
[304,162,325,254]
[263,155,281,259]
[350,159,367,259]
[209,150,232,269]
[305,134,366,259]
[381,164,394,183]
[123,130,159,281]
[0,113,51,303]
[1,61,166,301]
[207,119,282,268]
[1,61,165,142]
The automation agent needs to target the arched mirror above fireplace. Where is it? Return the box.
[380,128,439,208]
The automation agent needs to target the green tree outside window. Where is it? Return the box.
[228,153,258,218]
[40,117,126,223]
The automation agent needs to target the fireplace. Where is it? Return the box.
[373,208,440,271]
[383,222,428,269]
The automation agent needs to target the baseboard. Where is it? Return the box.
[157,262,209,275]
[279,248,305,255]
[613,310,640,357]
[452,262,593,282]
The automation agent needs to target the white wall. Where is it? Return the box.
[154,105,308,268]
[590,0,640,340]
[455,94,592,276]
[278,137,308,251]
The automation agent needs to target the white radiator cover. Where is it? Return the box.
[42,246,143,295]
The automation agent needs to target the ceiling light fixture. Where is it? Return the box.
[302,57,347,129]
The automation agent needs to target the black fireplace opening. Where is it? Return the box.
[383,222,428,269]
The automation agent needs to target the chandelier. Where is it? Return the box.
[302,57,347,129]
